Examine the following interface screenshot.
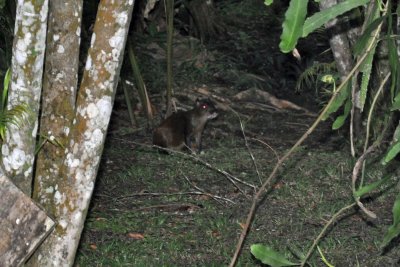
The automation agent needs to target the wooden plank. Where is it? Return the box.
[0,176,55,267]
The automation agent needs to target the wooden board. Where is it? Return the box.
[0,176,55,267]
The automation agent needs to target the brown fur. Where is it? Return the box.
[153,99,217,153]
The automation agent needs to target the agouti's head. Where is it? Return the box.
[195,98,218,120]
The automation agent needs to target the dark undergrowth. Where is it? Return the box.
[75,0,400,266]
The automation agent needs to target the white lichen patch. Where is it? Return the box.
[90,33,96,47]
[24,166,32,177]
[45,186,54,194]
[57,45,65,54]
[2,145,9,156]
[59,219,68,230]
[115,11,128,26]
[85,55,92,71]
[66,153,80,168]
[63,126,70,136]
[84,129,103,151]
[86,103,99,119]
[90,97,112,128]
[72,212,82,225]
[3,148,26,171]
[85,88,93,101]
[32,120,38,137]
[54,190,63,205]
[53,34,60,41]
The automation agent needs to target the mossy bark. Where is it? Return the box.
[0,0,49,195]
[27,1,135,266]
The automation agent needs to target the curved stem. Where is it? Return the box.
[300,203,356,267]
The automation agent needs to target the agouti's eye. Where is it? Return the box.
[201,104,208,109]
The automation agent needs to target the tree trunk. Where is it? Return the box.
[32,0,82,212]
[0,0,49,195]
[27,1,135,265]
[319,0,353,80]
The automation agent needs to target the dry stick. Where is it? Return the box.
[250,138,280,163]
[234,110,263,187]
[300,202,357,267]
[228,45,373,267]
[352,144,377,219]
[117,190,235,204]
[182,174,236,204]
[359,73,390,187]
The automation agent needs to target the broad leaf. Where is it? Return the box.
[354,175,390,198]
[2,68,10,111]
[303,0,370,38]
[382,141,400,164]
[332,98,351,130]
[359,50,375,111]
[382,193,400,247]
[264,0,273,6]
[322,81,351,121]
[391,92,400,110]
[279,0,308,53]
[388,38,399,101]
[353,17,385,56]
[251,244,298,267]
[358,6,380,111]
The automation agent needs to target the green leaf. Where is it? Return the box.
[332,98,351,130]
[2,68,11,111]
[251,244,298,267]
[322,81,351,121]
[358,6,380,111]
[382,193,400,248]
[264,0,273,6]
[279,0,308,53]
[388,38,399,101]
[303,0,370,38]
[358,50,375,111]
[353,17,385,56]
[0,0,5,9]
[391,92,400,110]
[382,141,400,165]
[354,175,390,198]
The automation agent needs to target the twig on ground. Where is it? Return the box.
[250,138,280,164]
[351,145,377,219]
[300,203,357,267]
[116,191,234,204]
[233,109,263,187]
[111,138,257,195]
[182,174,236,204]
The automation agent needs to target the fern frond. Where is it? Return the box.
[0,103,31,141]
[295,61,336,93]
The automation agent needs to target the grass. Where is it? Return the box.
[75,0,400,265]
[75,126,400,266]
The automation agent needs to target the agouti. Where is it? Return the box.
[153,98,218,153]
